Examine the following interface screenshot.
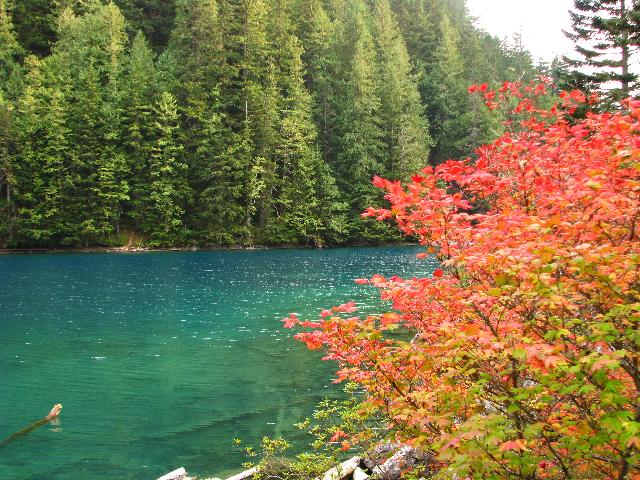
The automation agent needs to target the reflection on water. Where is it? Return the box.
[0,247,435,480]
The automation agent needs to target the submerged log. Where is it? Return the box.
[0,403,62,449]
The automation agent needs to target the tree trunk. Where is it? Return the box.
[621,0,630,96]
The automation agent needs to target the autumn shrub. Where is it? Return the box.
[284,82,640,479]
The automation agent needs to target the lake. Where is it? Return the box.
[0,247,435,480]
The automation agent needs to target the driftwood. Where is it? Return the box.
[225,467,257,480]
[352,467,370,480]
[316,456,362,480]
[0,404,62,449]
[156,467,188,480]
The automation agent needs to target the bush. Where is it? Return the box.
[284,82,640,479]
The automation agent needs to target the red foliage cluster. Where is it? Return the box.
[285,83,640,479]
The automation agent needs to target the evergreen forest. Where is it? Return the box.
[0,0,539,248]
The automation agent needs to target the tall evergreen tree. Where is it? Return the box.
[0,0,20,242]
[114,0,176,49]
[27,2,131,245]
[7,0,55,57]
[293,0,340,166]
[422,13,469,163]
[564,0,640,101]
[267,0,347,244]
[12,62,73,245]
[372,0,430,178]
[122,31,157,230]
[425,13,505,163]
[333,2,390,241]
[2,0,542,248]
[166,0,245,245]
[0,0,20,78]
[145,91,189,245]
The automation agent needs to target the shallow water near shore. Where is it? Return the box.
[0,247,435,480]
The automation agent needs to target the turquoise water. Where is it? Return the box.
[0,247,435,480]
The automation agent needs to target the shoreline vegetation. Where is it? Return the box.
[0,241,419,255]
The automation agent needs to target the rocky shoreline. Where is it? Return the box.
[159,444,433,480]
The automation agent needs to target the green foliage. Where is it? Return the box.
[115,0,176,50]
[241,437,336,480]
[240,384,377,480]
[373,0,430,180]
[144,92,189,245]
[2,0,539,248]
[391,0,536,164]
[7,0,55,57]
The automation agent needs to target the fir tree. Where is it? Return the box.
[122,31,157,229]
[269,1,347,244]
[372,0,430,179]
[145,91,189,245]
[333,2,390,241]
[166,0,243,244]
[292,0,337,162]
[0,0,20,79]
[564,0,640,101]
[0,0,20,242]
[114,0,176,50]
[12,64,73,245]
[7,0,55,57]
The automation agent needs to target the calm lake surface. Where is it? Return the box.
[0,247,435,480]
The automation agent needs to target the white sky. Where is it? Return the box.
[465,0,576,63]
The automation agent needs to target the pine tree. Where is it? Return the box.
[422,13,501,163]
[12,62,73,245]
[95,100,130,238]
[333,2,389,241]
[7,0,55,57]
[269,1,347,245]
[95,2,129,238]
[422,13,467,163]
[145,91,189,245]
[389,0,438,69]
[0,91,14,244]
[122,31,157,230]
[2,0,544,248]
[165,0,224,114]
[166,0,242,245]
[241,0,279,236]
[0,0,20,79]
[37,2,130,245]
[114,0,176,50]
[564,0,640,101]
[0,0,20,243]
[372,0,430,179]
[292,0,337,163]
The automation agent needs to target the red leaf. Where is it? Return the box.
[282,313,298,329]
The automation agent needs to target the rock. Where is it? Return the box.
[317,456,362,480]
[363,442,401,471]
[157,467,187,480]
[352,466,370,480]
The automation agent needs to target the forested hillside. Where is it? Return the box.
[0,0,538,248]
